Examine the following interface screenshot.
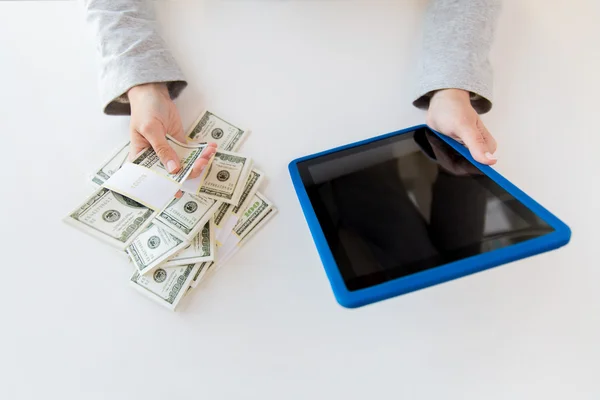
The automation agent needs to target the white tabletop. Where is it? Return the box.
[1,1,599,399]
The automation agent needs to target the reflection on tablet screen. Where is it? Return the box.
[298,128,554,291]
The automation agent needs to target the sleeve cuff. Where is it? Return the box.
[99,49,188,115]
[103,79,187,115]
[413,81,493,114]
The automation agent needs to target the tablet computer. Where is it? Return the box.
[289,125,571,308]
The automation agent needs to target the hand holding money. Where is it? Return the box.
[128,83,216,179]
[66,110,276,311]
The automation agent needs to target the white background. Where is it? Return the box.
[1,1,599,399]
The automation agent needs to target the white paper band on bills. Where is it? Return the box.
[102,163,180,211]
[179,165,208,194]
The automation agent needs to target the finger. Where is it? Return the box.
[128,144,143,162]
[187,143,217,179]
[188,158,210,180]
[175,190,183,199]
[203,142,218,152]
[140,123,181,173]
[128,131,149,161]
[200,144,217,161]
[456,121,497,165]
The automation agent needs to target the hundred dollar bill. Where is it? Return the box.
[189,261,212,289]
[186,110,249,151]
[91,141,130,186]
[198,150,252,205]
[131,135,209,183]
[238,206,277,247]
[130,263,200,311]
[230,191,274,242]
[231,169,265,216]
[125,222,189,275]
[212,169,265,244]
[164,221,215,267]
[154,192,220,241]
[64,187,156,250]
[212,202,232,229]
[214,192,276,268]
[212,202,232,243]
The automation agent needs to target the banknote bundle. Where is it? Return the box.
[65,110,277,311]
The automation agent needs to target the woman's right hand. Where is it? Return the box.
[127,83,215,179]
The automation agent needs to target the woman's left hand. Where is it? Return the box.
[427,88,498,165]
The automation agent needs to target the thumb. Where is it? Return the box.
[456,119,497,165]
[139,123,181,174]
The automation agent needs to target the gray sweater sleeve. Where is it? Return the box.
[84,0,186,115]
[413,0,502,114]
[84,0,499,115]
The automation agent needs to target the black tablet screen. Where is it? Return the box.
[297,128,554,291]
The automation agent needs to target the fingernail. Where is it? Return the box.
[485,152,497,161]
[167,160,177,173]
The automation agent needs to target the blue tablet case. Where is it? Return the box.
[288,125,571,308]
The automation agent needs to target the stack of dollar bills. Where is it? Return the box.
[64,110,277,311]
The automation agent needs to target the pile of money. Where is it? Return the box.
[65,110,277,311]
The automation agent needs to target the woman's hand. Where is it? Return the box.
[128,83,215,179]
[427,89,497,165]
